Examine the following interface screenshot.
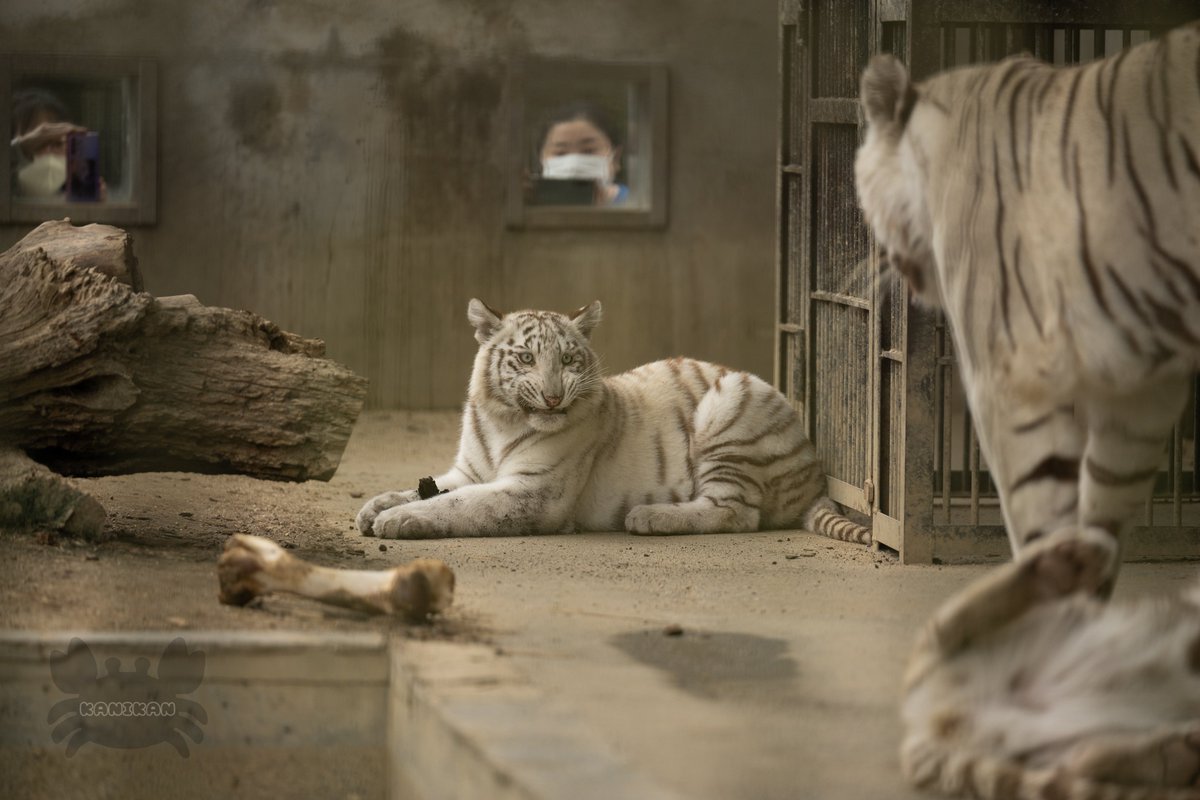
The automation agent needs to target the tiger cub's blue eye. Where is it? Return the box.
[561,353,574,365]
[519,352,534,364]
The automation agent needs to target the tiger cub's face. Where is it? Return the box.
[855,55,940,306]
[467,299,603,431]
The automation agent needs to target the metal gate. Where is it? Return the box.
[776,0,1200,563]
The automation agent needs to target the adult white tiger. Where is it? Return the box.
[856,21,1200,799]
[356,299,870,544]
[856,21,1200,583]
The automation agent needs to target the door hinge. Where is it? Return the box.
[864,479,875,506]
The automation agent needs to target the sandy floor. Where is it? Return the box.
[0,411,474,637]
[0,409,892,639]
[4,410,1197,800]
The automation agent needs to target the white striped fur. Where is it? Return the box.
[902,528,1200,800]
[856,22,1200,562]
[855,21,1200,799]
[357,299,870,543]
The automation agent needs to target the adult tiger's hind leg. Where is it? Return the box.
[1077,375,1192,593]
[962,379,1086,555]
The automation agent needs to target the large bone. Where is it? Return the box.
[218,534,454,621]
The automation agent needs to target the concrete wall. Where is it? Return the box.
[1,0,779,408]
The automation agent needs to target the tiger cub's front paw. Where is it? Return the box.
[625,505,684,535]
[356,490,420,536]
[374,505,445,539]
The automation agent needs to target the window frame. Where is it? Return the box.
[505,58,668,230]
[1,53,158,226]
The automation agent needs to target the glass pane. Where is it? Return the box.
[523,76,646,211]
[11,75,134,205]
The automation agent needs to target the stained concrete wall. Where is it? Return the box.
[1,0,779,408]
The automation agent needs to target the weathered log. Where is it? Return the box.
[1,218,143,290]
[0,220,368,538]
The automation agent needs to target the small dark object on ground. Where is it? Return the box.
[663,624,684,637]
[417,476,449,500]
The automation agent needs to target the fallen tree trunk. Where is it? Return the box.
[0,220,368,538]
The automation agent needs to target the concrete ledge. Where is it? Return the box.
[0,630,389,799]
[389,639,683,800]
[0,630,679,800]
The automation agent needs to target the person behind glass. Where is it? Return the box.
[10,89,87,199]
[537,101,629,206]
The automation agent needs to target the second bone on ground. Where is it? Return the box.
[217,534,455,620]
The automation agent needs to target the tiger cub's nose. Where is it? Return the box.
[543,394,562,409]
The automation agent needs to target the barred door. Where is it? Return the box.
[776,0,875,523]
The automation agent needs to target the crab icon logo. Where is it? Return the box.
[47,638,208,757]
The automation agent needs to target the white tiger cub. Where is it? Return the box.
[902,527,1200,799]
[356,299,870,543]
[855,22,1200,579]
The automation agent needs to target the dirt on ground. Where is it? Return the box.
[0,411,486,640]
[0,408,890,648]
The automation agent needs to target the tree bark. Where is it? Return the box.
[0,220,368,538]
[2,218,143,290]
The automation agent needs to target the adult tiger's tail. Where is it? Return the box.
[803,497,872,545]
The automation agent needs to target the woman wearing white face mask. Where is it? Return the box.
[11,89,86,200]
[537,102,628,206]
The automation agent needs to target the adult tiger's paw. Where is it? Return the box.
[374,504,446,539]
[1025,526,1118,600]
[356,490,420,536]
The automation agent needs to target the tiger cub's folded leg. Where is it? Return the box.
[625,496,760,535]
[625,370,820,536]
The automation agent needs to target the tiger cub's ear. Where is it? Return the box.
[861,55,916,132]
[570,300,602,340]
[468,298,503,344]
